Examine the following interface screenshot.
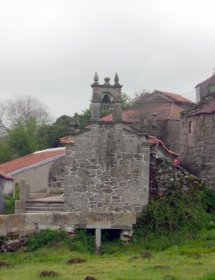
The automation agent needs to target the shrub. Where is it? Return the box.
[27,229,68,251]
[67,229,94,253]
[3,187,19,214]
[136,188,207,235]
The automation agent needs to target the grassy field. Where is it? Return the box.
[0,229,215,280]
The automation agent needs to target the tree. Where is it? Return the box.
[37,115,73,148]
[130,90,152,108]
[0,95,51,162]
[8,118,38,157]
[0,95,51,133]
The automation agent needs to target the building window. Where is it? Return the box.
[188,121,192,133]
[209,84,215,94]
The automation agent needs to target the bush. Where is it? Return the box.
[27,229,68,251]
[3,187,19,214]
[136,188,208,235]
[67,229,94,253]
[134,186,215,252]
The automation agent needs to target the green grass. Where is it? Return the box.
[1,229,215,280]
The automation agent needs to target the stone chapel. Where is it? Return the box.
[63,73,150,213]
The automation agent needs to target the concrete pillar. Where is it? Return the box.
[15,200,21,214]
[95,228,101,254]
[19,178,26,213]
[26,183,30,199]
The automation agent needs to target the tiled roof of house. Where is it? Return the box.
[144,136,178,157]
[155,90,193,104]
[187,98,215,116]
[101,91,193,123]
[0,170,13,180]
[101,103,184,122]
[0,148,65,175]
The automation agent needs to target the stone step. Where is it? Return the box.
[25,208,64,213]
[25,203,63,207]
[25,207,63,211]
[26,200,63,204]
[25,200,64,213]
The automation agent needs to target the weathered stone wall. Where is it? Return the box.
[149,153,203,198]
[0,212,136,235]
[64,123,150,213]
[49,157,66,191]
[180,114,215,189]
[166,120,180,153]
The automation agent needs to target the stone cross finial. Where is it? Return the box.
[114,73,119,84]
[94,72,99,83]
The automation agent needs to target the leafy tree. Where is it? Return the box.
[0,95,51,162]
[0,139,12,163]
[8,117,39,158]
[0,95,51,133]
[130,90,152,108]
[37,115,73,148]
[78,109,90,129]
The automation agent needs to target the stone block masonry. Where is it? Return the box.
[63,122,150,213]
[180,113,215,189]
[0,212,136,235]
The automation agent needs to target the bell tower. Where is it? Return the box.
[90,72,122,122]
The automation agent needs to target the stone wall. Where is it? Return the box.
[49,157,66,188]
[180,114,215,189]
[149,153,203,198]
[166,120,180,153]
[0,212,136,235]
[64,123,150,213]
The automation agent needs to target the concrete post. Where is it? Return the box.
[15,200,21,214]
[95,228,101,254]
[19,178,26,213]
[26,183,30,200]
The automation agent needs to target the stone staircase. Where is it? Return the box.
[25,200,64,213]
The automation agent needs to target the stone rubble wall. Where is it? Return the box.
[180,114,215,189]
[64,123,150,213]
[149,153,203,197]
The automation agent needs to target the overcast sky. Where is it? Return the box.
[0,0,215,119]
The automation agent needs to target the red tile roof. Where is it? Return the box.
[101,103,184,122]
[101,91,193,123]
[144,136,178,157]
[0,170,13,180]
[187,98,215,116]
[0,149,65,174]
[155,90,193,104]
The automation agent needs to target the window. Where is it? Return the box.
[209,84,215,94]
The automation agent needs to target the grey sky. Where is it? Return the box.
[0,0,215,119]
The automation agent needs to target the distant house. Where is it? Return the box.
[196,72,215,102]
[0,148,65,194]
[102,90,193,153]
[180,72,215,189]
